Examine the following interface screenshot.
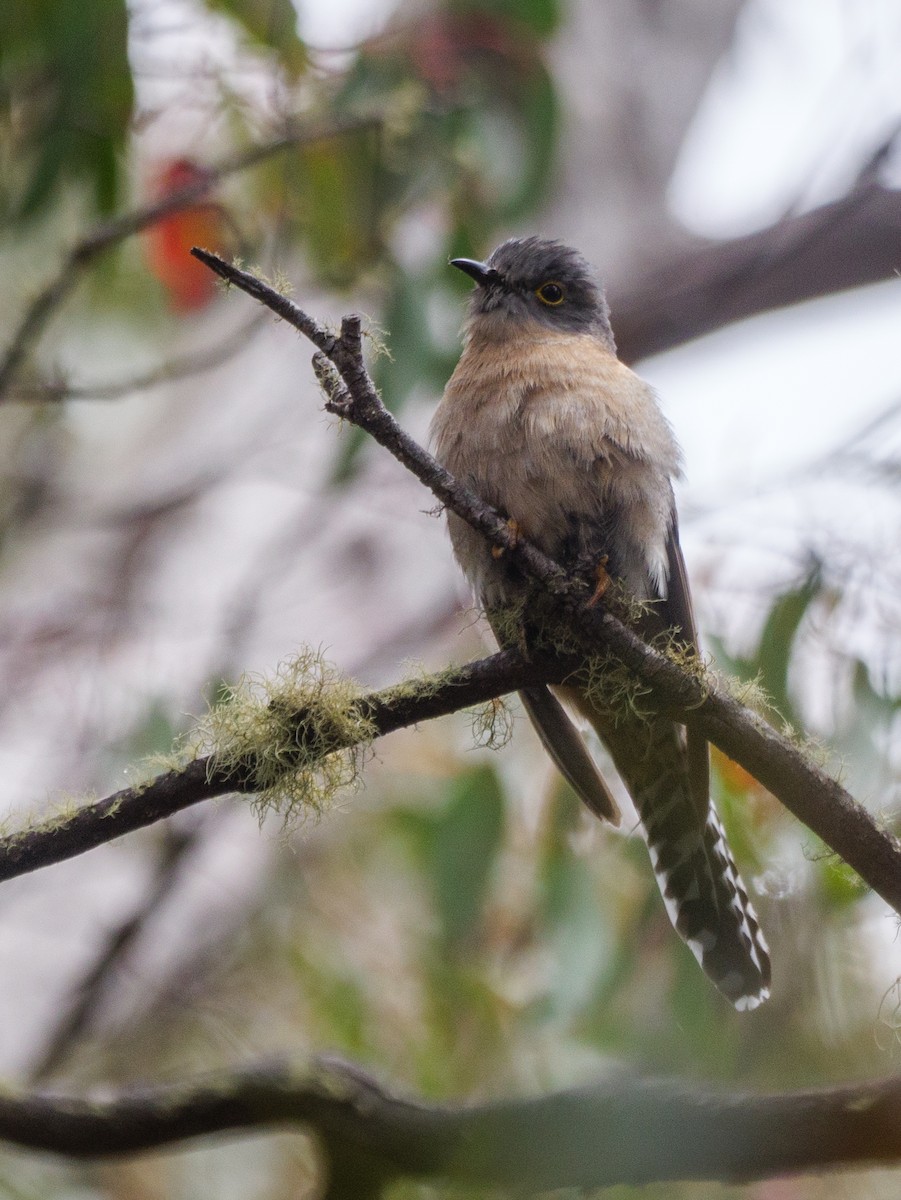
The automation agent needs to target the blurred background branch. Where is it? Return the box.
[613,177,901,362]
[7,1056,901,1192]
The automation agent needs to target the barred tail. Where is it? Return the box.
[641,781,771,1010]
[593,710,771,1009]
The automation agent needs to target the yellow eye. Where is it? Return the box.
[536,281,565,306]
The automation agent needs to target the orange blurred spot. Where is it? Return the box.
[711,746,760,795]
[144,159,224,313]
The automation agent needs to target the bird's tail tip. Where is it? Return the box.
[647,803,772,1010]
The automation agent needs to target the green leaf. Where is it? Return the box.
[329,424,368,487]
[535,786,613,1019]
[668,944,736,1071]
[754,559,822,723]
[372,272,433,404]
[451,0,561,37]
[428,764,506,948]
[294,132,382,285]
[818,853,868,907]
[287,947,369,1053]
[4,0,134,221]
[498,63,558,220]
[542,850,611,1018]
[205,0,308,76]
[514,0,561,36]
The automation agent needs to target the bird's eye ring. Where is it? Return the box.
[536,281,565,306]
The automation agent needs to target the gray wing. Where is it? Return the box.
[485,611,621,825]
[662,514,710,820]
[520,686,621,825]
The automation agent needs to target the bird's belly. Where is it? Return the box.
[445,434,665,607]
[432,342,678,607]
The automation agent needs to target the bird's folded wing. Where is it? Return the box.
[663,516,710,821]
[519,685,622,825]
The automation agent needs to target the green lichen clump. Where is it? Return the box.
[487,584,712,726]
[194,650,375,828]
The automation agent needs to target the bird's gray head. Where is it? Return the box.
[451,236,614,347]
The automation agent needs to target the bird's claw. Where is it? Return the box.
[491,517,520,559]
[586,556,611,607]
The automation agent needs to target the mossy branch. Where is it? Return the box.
[0,649,578,884]
[5,1055,901,1190]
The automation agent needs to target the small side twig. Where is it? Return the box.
[192,250,551,579]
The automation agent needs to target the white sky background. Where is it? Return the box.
[297,0,388,45]
[638,0,901,713]
[668,0,901,237]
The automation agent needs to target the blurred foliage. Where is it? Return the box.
[1,0,561,474]
[398,763,506,949]
[0,0,133,220]
[208,0,310,75]
[712,560,901,909]
[0,0,309,223]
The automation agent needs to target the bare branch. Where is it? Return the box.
[4,313,267,402]
[5,253,901,921]
[4,1055,901,1190]
[191,251,558,582]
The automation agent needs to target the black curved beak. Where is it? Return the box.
[450,257,500,287]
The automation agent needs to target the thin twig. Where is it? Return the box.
[5,255,901,919]
[5,313,267,402]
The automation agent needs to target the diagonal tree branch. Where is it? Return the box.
[2,227,900,1199]
[189,249,901,916]
[4,252,901,917]
[4,1055,901,1190]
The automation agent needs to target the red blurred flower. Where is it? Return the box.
[144,158,225,313]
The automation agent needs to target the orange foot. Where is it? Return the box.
[491,517,520,559]
[586,556,611,607]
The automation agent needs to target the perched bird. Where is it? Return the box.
[430,236,770,1009]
